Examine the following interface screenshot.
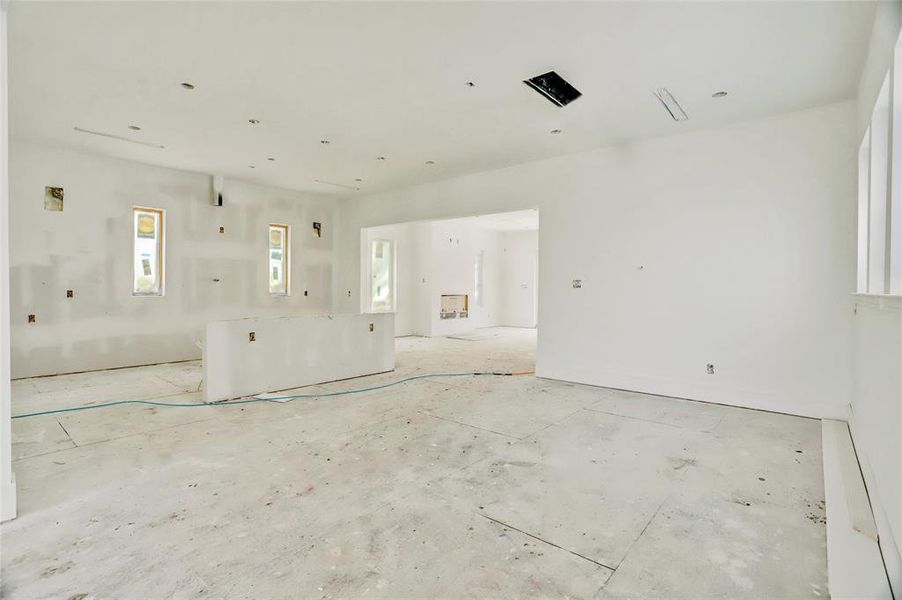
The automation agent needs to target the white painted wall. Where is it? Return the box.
[361,218,537,337]
[203,312,394,403]
[427,220,501,337]
[850,297,902,594]
[850,6,902,593]
[499,230,538,328]
[1,2,17,522]
[337,101,856,419]
[360,222,425,337]
[9,141,339,378]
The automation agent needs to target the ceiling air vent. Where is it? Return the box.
[653,88,688,122]
[523,71,582,107]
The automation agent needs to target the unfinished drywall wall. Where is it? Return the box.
[1,2,16,522]
[499,230,538,328]
[337,101,856,419]
[9,141,338,378]
[203,312,394,402]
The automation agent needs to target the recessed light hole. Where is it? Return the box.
[712,91,728,98]
[180,82,195,90]
[248,119,260,125]
[128,125,141,131]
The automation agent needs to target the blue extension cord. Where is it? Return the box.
[11,371,523,420]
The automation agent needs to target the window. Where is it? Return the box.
[370,239,395,312]
[857,128,870,293]
[857,30,902,296]
[269,224,289,295]
[868,74,890,294]
[132,207,164,296]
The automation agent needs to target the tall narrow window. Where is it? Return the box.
[269,223,289,295]
[370,239,395,312]
[857,128,871,293]
[133,207,164,296]
[868,74,891,294]
[891,37,902,294]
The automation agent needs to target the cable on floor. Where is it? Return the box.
[11,370,535,420]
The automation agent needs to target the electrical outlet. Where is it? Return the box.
[248,332,256,342]
[66,289,74,298]
[572,279,582,289]
[707,363,715,375]
[369,323,374,332]
[219,226,225,234]
[347,290,351,297]
[27,314,35,323]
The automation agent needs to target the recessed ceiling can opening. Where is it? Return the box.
[523,71,582,107]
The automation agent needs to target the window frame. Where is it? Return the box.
[132,206,165,297]
[268,223,290,296]
[369,238,396,313]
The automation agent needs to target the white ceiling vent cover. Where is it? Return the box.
[653,88,688,122]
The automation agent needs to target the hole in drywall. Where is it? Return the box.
[304,290,308,297]
[523,71,582,107]
[707,363,715,375]
[312,222,322,238]
[440,294,469,319]
[44,187,64,211]
[219,226,225,234]
[369,323,374,332]
[248,332,256,342]
[27,314,35,323]
[66,290,74,298]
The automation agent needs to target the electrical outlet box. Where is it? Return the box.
[707,364,715,375]
[27,314,35,323]
[369,323,374,332]
[66,290,74,298]
[572,279,582,289]
[248,332,256,342]
[219,226,225,234]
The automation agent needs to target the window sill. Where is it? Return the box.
[852,292,902,299]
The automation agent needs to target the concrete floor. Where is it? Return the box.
[2,327,827,599]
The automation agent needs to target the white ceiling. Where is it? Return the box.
[440,209,539,232]
[9,1,876,197]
